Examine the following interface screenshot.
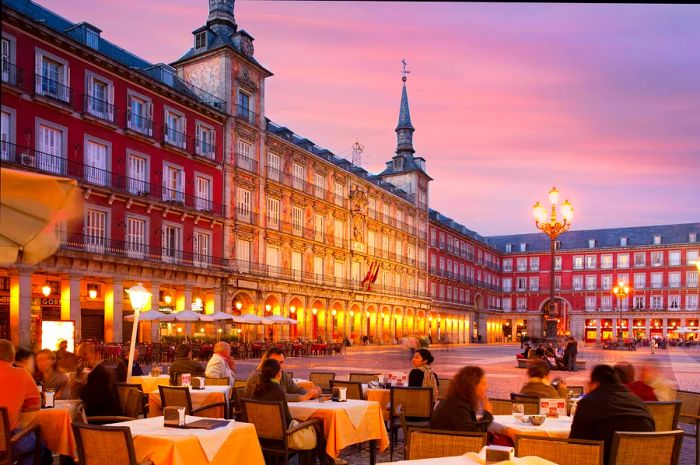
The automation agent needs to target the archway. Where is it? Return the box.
[538,297,573,336]
[365,305,377,343]
[310,299,324,342]
[349,303,362,342]
[288,296,304,339]
[263,294,281,341]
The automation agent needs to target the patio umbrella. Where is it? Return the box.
[0,168,83,265]
[173,310,202,341]
[125,310,175,322]
[199,311,234,322]
[231,314,273,343]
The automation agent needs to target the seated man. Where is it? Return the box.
[570,364,655,465]
[0,339,42,465]
[205,342,235,385]
[519,359,568,398]
[613,363,657,401]
[75,343,122,416]
[168,344,205,385]
[244,347,321,401]
[35,349,70,399]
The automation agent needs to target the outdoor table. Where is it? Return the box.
[130,374,171,394]
[20,400,81,458]
[109,415,264,465]
[288,398,389,464]
[379,449,556,464]
[488,414,573,442]
[364,386,390,421]
[148,385,231,418]
[293,378,315,391]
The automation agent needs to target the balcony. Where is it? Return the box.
[235,106,258,126]
[194,139,216,161]
[1,143,225,216]
[1,62,23,87]
[83,94,116,124]
[235,153,258,173]
[34,74,71,104]
[234,207,259,225]
[126,111,154,138]
[162,125,188,151]
[266,166,281,182]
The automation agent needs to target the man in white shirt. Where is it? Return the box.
[205,342,235,385]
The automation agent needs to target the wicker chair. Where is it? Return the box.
[329,380,364,400]
[509,394,540,415]
[158,385,228,419]
[205,377,230,386]
[489,398,514,415]
[308,372,335,393]
[286,371,294,380]
[0,406,42,465]
[407,427,486,460]
[229,386,246,420]
[567,386,585,397]
[115,383,146,416]
[675,390,699,465]
[515,435,604,465]
[349,373,380,383]
[609,430,684,465]
[240,399,321,465]
[233,379,248,390]
[72,422,153,465]
[390,386,434,460]
[437,378,450,401]
[645,401,681,431]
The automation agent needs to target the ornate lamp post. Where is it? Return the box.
[126,282,151,379]
[613,280,630,341]
[533,187,573,340]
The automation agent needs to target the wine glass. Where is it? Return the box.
[512,403,525,420]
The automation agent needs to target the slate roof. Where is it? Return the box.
[429,209,498,251]
[396,83,414,131]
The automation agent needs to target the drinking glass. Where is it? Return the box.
[512,403,525,420]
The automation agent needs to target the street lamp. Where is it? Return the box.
[533,187,573,340]
[126,282,151,379]
[613,280,630,341]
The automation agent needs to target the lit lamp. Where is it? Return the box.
[126,282,151,379]
[217,328,222,341]
[290,306,296,314]
[265,304,272,313]
[42,283,51,297]
[613,280,630,341]
[235,301,243,311]
[312,308,318,315]
[533,187,573,340]
[164,294,172,305]
[88,285,97,300]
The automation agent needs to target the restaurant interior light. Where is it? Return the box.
[290,306,296,314]
[331,309,337,316]
[42,283,51,297]
[265,304,272,312]
[164,294,172,305]
[235,301,242,310]
[88,286,97,300]
[312,308,318,315]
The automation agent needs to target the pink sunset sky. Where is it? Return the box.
[39,1,700,236]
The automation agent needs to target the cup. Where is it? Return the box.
[512,403,524,420]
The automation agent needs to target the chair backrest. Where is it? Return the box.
[205,377,229,386]
[72,423,140,465]
[329,380,363,400]
[349,373,379,383]
[391,387,433,419]
[0,406,10,457]
[233,379,248,390]
[645,401,681,431]
[169,371,183,386]
[567,386,585,397]
[675,390,700,425]
[437,378,450,401]
[240,399,287,441]
[114,383,143,415]
[285,371,294,380]
[309,372,335,391]
[407,427,486,460]
[515,435,604,465]
[123,389,142,418]
[510,394,539,414]
[609,430,684,465]
[158,385,193,414]
[489,398,514,416]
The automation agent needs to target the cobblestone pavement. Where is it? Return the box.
[230,343,698,465]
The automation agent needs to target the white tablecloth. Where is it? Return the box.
[489,415,573,441]
[380,447,557,464]
[289,398,370,429]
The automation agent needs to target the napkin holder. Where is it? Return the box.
[485,445,514,464]
[332,387,347,402]
[180,373,191,387]
[42,390,55,408]
[164,406,186,428]
[191,377,206,389]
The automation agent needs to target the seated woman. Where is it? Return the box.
[408,348,439,400]
[35,349,70,399]
[431,366,493,432]
[251,359,293,425]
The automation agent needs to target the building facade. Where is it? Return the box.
[1,0,698,347]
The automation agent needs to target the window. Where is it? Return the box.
[267,198,280,230]
[266,245,279,274]
[125,215,147,258]
[194,175,212,211]
[633,273,645,289]
[572,276,583,291]
[669,295,680,310]
[669,251,681,266]
[383,236,390,254]
[690,233,697,243]
[554,240,562,250]
[267,152,280,181]
[529,257,539,271]
[620,237,628,246]
[36,49,69,102]
[236,239,251,272]
[292,252,302,279]
[503,259,512,272]
[588,239,596,248]
[162,164,184,203]
[586,275,597,290]
[502,278,512,292]
[653,235,662,245]
[193,230,211,267]
[334,182,343,206]
[335,219,345,247]
[236,187,251,222]
[195,31,206,49]
[292,163,305,190]
[669,272,680,288]
[85,207,108,252]
[651,251,663,267]
[36,122,66,174]
[554,256,562,271]
[617,253,629,268]
[602,275,613,290]
[1,107,13,161]
[633,296,645,310]
[505,243,512,253]
[601,296,611,310]
[651,272,663,289]
[195,123,215,158]
[314,173,326,198]
[127,93,152,136]
[585,296,596,311]
[599,254,613,269]
[430,229,436,247]
[516,258,527,272]
[687,250,699,265]
[85,29,99,49]
[84,138,109,186]
[519,243,527,252]
[334,260,344,279]
[554,276,561,291]
[529,277,539,291]
[687,295,698,310]
[2,36,17,84]
[585,255,597,269]
[516,298,527,311]
[237,91,253,122]
[384,204,391,224]
[516,277,527,291]
[650,296,663,310]
[85,73,113,121]
[688,271,698,288]
[573,256,584,270]
[634,252,645,267]
[430,282,437,297]
[236,140,254,171]
[162,223,182,263]
[292,206,303,236]
[127,152,148,195]
[314,213,324,241]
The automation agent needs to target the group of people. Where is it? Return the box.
[518,337,578,371]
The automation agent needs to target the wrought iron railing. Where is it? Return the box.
[1,61,22,87]
[126,111,154,137]
[83,94,117,123]
[235,153,258,173]
[34,74,71,103]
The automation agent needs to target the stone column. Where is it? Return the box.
[61,275,81,341]
[9,269,32,346]
[376,311,383,344]
[104,279,123,343]
[645,318,651,340]
[662,318,668,338]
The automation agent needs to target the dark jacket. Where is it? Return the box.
[168,358,205,385]
[79,362,122,417]
[564,340,578,360]
[244,370,306,402]
[430,395,493,432]
[570,383,655,465]
[519,380,568,399]
[250,380,293,426]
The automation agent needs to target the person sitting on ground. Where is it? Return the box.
[0,339,44,465]
[431,366,493,432]
[640,364,675,401]
[519,359,568,399]
[75,343,122,416]
[408,348,439,400]
[570,364,654,465]
[205,342,235,385]
[613,363,657,401]
[168,343,205,385]
[35,349,70,399]
[55,340,79,373]
[13,346,35,377]
[244,347,321,401]
[517,345,530,359]
[534,344,545,358]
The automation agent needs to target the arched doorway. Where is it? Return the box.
[538,297,573,336]
[288,296,304,339]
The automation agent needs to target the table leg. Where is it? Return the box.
[369,439,376,465]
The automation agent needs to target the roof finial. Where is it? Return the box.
[401,58,410,83]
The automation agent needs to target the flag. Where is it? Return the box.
[361,260,375,287]
[366,260,381,292]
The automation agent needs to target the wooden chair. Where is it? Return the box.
[72,422,153,465]
[240,399,321,465]
[509,393,540,415]
[645,401,681,431]
[349,373,380,383]
[515,435,604,465]
[205,377,230,386]
[407,427,486,460]
[390,387,434,460]
[0,406,42,465]
[308,372,335,393]
[675,390,700,465]
[229,386,246,420]
[489,398,514,415]
[329,380,363,400]
[437,378,450,401]
[233,379,248,390]
[285,371,294,380]
[567,385,585,397]
[158,385,228,419]
[609,430,684,465]
[115,383,146,417]
[84,389,142,425]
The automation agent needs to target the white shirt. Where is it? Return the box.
[205,353,234,385]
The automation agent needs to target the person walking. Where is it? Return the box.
[650,338,656,355]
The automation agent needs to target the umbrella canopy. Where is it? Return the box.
[0,168,83,265]
[675,327,699,334]
[124,310,175,322]
[266,315,298,325]
[232,314,273,325]
[199,311,234,322]
[173,310,202,322]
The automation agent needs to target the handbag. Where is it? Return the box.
[287,419,317,451]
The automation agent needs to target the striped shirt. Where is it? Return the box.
[0,361,40,430]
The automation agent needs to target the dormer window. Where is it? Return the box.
[393,157,404,170]
[505,244,512,253]
[690,233,697,243]
[554,240,562,250]
[620,237,628,246]
[653,235,662,245]
[195,32,207,50]
[520,243,527,252]
[86,28,99,49]
[588,239,596,249]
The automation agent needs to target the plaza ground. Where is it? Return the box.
[231,343,699,464]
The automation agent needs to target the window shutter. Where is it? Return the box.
[34,51,42,93]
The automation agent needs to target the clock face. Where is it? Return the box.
[241,38,254,57]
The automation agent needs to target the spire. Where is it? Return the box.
[395,58,415,155]
[208,0,236,27]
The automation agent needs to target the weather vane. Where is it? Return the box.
[401,58,410,82]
